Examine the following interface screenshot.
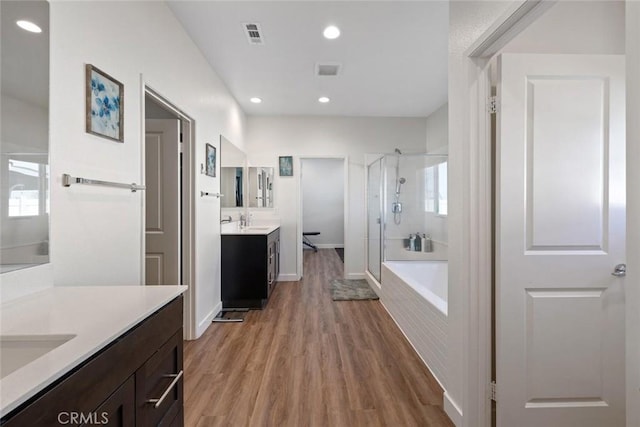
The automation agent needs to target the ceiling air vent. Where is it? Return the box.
[243,23,264,45]
[316,63,341,77]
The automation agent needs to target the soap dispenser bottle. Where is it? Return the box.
[415,232,422,251]
[409,234,416,251]
[424,234,433,253]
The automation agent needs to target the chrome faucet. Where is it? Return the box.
[220,215,232,224]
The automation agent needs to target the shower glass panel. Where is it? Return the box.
[367,158,383,282]
[383,153,448,261]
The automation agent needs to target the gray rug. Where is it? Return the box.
[330,279,379,301]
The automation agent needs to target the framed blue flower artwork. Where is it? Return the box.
[85,64,124,142]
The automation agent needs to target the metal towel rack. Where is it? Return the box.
[200,191,223,198]
[62,174,146,193]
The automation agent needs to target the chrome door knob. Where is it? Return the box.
[612,264,626,277]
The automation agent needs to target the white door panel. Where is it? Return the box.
[497,54,625,427]
[145,119,180,286]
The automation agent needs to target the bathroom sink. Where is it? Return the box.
[0,334,76,379]
[246,226,270,231]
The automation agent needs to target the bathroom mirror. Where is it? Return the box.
[1,1,50,273]
[220,167,244,208]
[248,167,274,208]
[220,136,246,209]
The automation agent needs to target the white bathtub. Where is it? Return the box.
[383,261,448,315]
[379,260,448,388]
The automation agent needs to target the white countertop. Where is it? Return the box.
[220,222,280,235]
[0,285,186,417]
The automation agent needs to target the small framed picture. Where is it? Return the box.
[205,143,216,177]
[85,64,124,142]
[279,156,293,177]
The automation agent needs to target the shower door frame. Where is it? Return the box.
[365,156,384,283]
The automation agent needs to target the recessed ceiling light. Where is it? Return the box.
[318,97,330,103]
[16,20,42,33]
[323,25,340,40]
[250,97,262,104]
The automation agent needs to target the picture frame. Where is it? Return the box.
[85,64,124,142]
[205,143,216,177]
[279,156,293,177]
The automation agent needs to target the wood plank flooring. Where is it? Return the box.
[183,249,454,426]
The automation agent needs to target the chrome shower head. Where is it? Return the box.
[399,177,406,184]
[394,148,402,154]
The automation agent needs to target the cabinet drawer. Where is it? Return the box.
[87,375,135,426]
[136,330,183,426]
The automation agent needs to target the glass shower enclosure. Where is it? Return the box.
[366,153,449,282]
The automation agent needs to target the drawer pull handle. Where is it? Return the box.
[146,370,184,408]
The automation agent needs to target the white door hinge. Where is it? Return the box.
[489,381,497,401]
[487,96,499,114]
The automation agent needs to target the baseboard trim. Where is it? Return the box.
[345,273,366,280]
[315,243,345,249]
[444,391,463,427]
[277,273,301,282]
[194,303,220,339]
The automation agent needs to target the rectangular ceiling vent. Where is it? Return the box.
[316,63,341,77]
[243,23,264,45]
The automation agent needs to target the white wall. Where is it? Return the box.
[245,116,427,280]
[48,1,246,338]
[426,103,449,154]
[502,1,625,54]
[301,158,344,248]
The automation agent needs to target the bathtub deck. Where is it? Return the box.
[183,249,454,427]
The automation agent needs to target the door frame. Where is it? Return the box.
[296,156,348,279]
[462,1,633,427]
[460,1,573,426]
[141,83,196,340]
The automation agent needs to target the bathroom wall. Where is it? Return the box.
[502,1,624,54]
[47,1,246,338]
[245,116,428,280]
[301,158,344,248]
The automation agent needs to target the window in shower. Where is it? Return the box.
[425,161,448,216]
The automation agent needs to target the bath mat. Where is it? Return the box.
[335,248,344,263]
[330,279,379,301]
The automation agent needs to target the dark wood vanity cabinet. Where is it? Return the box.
[222,228,280,309]
[1,296,184,427]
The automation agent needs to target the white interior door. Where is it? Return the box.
[496,54,625,427]
[145,119,181,286]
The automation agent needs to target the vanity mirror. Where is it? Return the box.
[220,136,246,209]
[1,1,50,273]
[248,167,274,208]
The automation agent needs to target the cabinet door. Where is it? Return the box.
[87,376,135,427]
[136,330,183,426]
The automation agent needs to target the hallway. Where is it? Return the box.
[183,249,453,426]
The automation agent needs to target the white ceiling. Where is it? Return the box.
[167,1,448,117]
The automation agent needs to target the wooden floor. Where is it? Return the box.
[183,249,454,427]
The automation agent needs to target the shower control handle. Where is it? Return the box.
[392,202,402,213]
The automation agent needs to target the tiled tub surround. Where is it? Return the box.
[0,285,186,417]
[380,261,448,388]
